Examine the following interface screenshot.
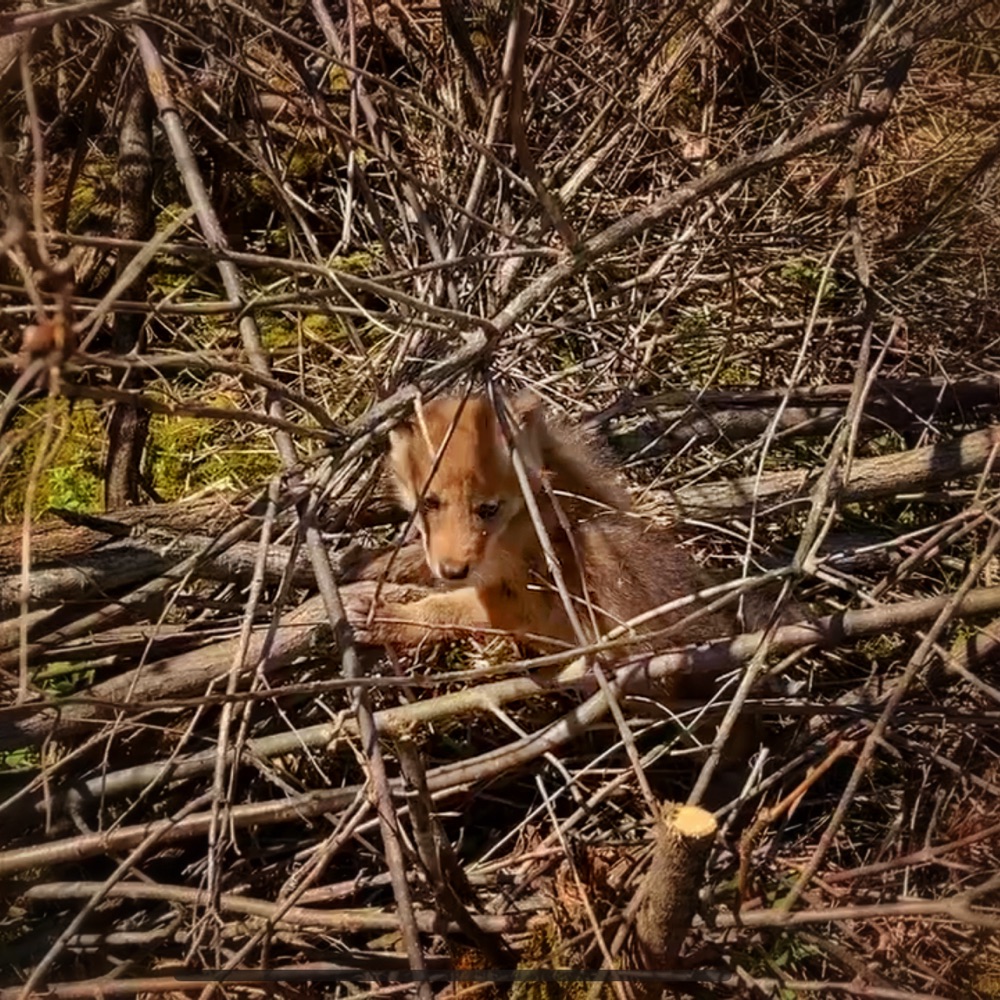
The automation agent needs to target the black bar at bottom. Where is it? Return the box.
[175,969,732,983]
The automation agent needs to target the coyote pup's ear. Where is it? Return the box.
[506,390,549,474]
[387,416,419,507]
[388,415,415,463]
[509,389,544,421]
[388,416,413,447]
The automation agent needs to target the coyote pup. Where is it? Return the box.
[342,393,731,653]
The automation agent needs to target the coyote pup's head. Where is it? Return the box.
[388,394,543,586]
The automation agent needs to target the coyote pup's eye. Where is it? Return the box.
[421,494,441,513]
[477,500,502,521]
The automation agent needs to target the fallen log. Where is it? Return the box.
[0,532,314,616]
[4,583,1000,759]
[0,493,401,616]
[597,375,1000,452]
[671,424,1000,518]
[0,592,331,751]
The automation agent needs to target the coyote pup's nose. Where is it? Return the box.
[438,560,470,581]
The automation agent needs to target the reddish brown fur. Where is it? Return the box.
[343,393,734,653]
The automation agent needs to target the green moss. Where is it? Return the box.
[249,173,273,199]
[286,149,328,180]
[326,64,351,93]
[266,225,290,252]
[148,265,195,299]
[542,330,584,370]
[67,160,117,231]
[2,395,281,518]
[67,182,99,231]
[674,304,716,341]
[0,745,40,770]
[779,257,838,303]
[665,305,734,381]
[329,250,379,274]
[302,314,344,342]
[716,362,758,386]
[259,314,299,351]
[154,202,192,231]
[193,313,233,350]
[1,400,104,521]
[45,462,103,513]
[145,413,206,499]
[33,660,96,694]
[862,432,908,457]
[145,412,279,500]
[856,631,906,663]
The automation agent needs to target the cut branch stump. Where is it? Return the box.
[633,802,717,985]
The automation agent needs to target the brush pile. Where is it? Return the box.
[2,0,1000,995]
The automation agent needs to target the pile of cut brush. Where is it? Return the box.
[3,0,1000,995]
[3,374,1000,996]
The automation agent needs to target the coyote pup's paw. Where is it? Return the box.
[338,580,378,643]
[338,580,431,645]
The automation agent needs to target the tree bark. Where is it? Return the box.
[671,425,1000,519]
[104,67,153,509]
[633,803,717,980]
[599,376,1000,453]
